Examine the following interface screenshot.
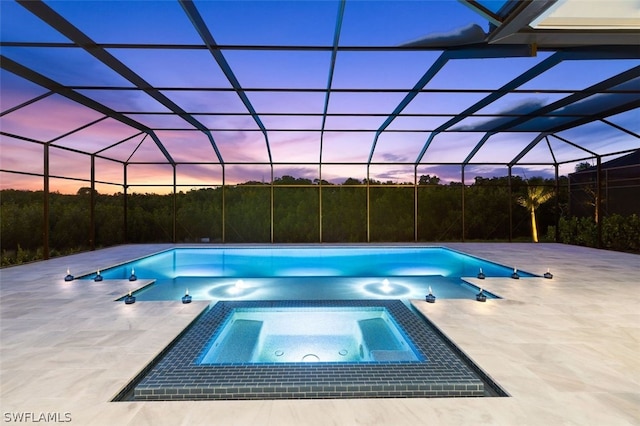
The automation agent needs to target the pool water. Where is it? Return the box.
[83,247,532,301]
[106,250,516,401]
[199,307,420,364]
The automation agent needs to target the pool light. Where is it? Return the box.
[129,268,137,281]
[182,289,192,304]
[511,268,520,279]
[425,286,436,303]
[476,288,487,302]
[227,279,246,295]
[64,268,74,282]
[477,268,485,279]
[381,278,391,293]
[124,290,136,304]
[544,268,553,279]
[94,270,103,282]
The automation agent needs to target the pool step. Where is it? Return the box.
[359,318,417,362]
[358,318,403,351]
[201,320,263,363]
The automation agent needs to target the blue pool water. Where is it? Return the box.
[83,247,534,301]
[199,307,420,364]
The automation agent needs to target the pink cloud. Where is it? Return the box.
[51,118,142,154]
[1,94,103,142]
[0,135,44,174]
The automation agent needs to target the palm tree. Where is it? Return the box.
[517,186,554,243]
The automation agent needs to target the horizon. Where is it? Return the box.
[1,167,570,196]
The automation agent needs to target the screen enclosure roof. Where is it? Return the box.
[1,0,639,186]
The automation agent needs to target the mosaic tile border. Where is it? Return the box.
[132,300,486,401]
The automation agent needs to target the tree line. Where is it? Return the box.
[0,174,573,265]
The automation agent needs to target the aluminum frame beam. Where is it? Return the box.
[47,116,109,146]
[601,118,640,139]
[413,55,560,164]
[0,90,54,117]
[371,44,535,164]
[489,65,640,133]
[0,54,175,165]
[486,0,558,44]
[179,0,264,163]
[368,52,449,164]
[549,97,640,134]
[318,0,346,242]
[548,134,598,158]
[17,0,223,165]
[415,46,640,164]
[509,132,550,166]
[462,132,496,164]
[319,0,346,164]
[458,0,505,26]
[464,0,640,47]
[490,30,640,47]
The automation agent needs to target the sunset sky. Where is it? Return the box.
[1,0,638,194]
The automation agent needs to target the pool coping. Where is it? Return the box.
[132,300,486,401]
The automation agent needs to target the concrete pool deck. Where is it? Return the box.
[0,243,638,425]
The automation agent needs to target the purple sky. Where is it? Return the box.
[1,0,638,194]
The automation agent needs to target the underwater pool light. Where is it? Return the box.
[227,279,247,295]
[129,268,137,281]
[477,268,485,279]
[124,290,136,304]
[182,288,192,304]
[511,268,520,279]
[94,270,103,282]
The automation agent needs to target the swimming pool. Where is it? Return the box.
[82,246,532,301]
[103,248,516,400]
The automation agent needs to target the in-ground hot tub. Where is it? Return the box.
[129,300,497,401]
[199,307,421,364]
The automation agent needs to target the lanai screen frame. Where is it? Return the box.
[1,0,638,257]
